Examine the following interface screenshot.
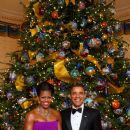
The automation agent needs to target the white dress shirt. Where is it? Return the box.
[71,104,84,130]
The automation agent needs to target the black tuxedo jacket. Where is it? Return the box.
[61,106,102,130]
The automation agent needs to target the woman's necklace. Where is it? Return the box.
[39,106,50,121]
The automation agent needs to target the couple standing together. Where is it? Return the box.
[24,82,102,130]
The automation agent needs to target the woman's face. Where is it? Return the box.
[38,90,53,109]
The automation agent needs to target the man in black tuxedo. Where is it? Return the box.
[61,84,102,130]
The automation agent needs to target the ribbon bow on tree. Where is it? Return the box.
[65,0,75,6]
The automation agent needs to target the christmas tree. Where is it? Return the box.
[0,0,130,129]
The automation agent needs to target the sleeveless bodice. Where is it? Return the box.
[33,121,58,130]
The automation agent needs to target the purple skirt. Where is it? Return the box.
[33,121,58,130]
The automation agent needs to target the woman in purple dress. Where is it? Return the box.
[24,82,62,130]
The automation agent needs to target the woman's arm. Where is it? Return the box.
[24,112,34,130]
[57,111,62,130]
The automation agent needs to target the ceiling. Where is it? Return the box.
[0,0,130,25]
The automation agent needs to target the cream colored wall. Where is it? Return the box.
[0,36,20,70]
[123,34,130,58]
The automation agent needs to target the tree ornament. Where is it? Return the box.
[80,18,87,27]
[126,106,130,116]
[58,51,66,59]
[62,40,71,49]
[101,33,108,41]
[117,116,125,124]
[112,100,120,109]
[9,71,16,81]
[87,16,93,23]
[6,92,14,100]
[70,69,79,78]
[85,67,96,76]
[26,76,35,86]
[36,52,44,62]
[39,5,44,15]
[51,11,59,19]
[57,0,64,5]
[101,21,108,28]
[21,51,29,63]
[110,73,118,80]
[88,38,102,48]
[80,48,89,57]
[78,1,86,10]
[17,97,32,109]
[71,21,77,30]
[113,108,123,115]
[126,69,130,78]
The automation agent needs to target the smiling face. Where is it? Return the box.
[38,90,53,109]
[70,86,86,108]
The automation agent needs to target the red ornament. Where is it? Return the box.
[101,22,108,28]
[39,6,44,15]
[112,100,120,109]
[51,11,59,19]
[36,37,42,43]
[78,1,86,10]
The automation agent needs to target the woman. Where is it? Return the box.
[24,82,62,130]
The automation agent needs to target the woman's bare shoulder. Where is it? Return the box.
[25,107,38,119]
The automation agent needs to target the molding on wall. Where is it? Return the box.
[0,8,24,25]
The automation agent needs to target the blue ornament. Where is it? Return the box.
[57,0,64,5]
[36,52,44,62]
[80,18,87,27]
[126,69,130,78]
[58,51,65,59]
[26,76,35,85]
[71,21,77,30]
[21,52,29,62]
[9,71,16,81]
[76,63,81,69]
[70,69,79,78]
[32,86,37,97]
[84,98,93,104]
[126,106,130,116]
[39,32,45,39]
[85,67,96,76]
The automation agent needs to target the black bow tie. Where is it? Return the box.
[72,108,82,114]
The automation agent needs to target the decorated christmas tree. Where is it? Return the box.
[0,0,130,130]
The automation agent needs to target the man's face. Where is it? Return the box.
[70,86,86,108]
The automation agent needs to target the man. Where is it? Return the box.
[61,84,102,130]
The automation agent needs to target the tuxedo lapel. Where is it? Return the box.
[66,108,72,130]
[79,107,88,130]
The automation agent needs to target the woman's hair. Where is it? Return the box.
[36,82,54,96]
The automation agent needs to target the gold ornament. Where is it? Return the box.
[30,28,37,36]
[28,50,37,60]
[15,75,25,91]
[101,34,108,41]
[106,56,114,67]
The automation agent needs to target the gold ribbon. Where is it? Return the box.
[33,2,42,19]
[72,43,104,75]
[15,75,25,91]
[65,0,75,6]
[54,59,75,83]
[108,82,124,94]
